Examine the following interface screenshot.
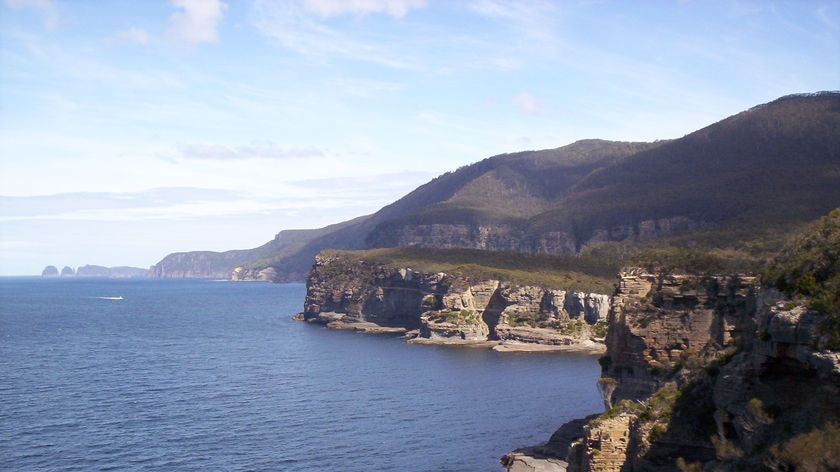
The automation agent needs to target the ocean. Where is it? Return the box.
[0,277,603,471]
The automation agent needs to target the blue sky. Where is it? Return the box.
[1,0,838,276]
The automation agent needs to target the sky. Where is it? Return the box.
[1,0,838,276]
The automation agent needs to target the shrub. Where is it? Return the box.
[591,321,609,338]
[767,422,840,472]
[762,209,840,349]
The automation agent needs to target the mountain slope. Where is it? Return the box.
[150,92,840,281]
[527,92,840,249]
[151,139,655,279]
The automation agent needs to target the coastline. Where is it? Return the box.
[293,314,606,353]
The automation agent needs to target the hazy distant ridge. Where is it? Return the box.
[41,265,148,278]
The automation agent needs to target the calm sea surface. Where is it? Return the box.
[0,278,603,471]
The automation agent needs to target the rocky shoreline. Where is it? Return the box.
[295,235,840,472]
[296,253,611,352]
[292,311,607,353]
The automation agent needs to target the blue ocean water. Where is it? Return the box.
[0,278,603,471]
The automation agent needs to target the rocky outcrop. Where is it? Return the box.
[413,280,499,343]
[300,253,610,349]
[602,269,757,403]
[41,265,59,277]
[231,266,279,282]
[566,414,633,472]
[493,287,609,352]
[60,266,75,277]
[505,267,840,472]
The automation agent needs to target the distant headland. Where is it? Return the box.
[41,265,148,279]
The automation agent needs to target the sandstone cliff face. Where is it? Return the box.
[602,269,757,403]
[562,270,838,472]
[301,253,609,347]
[370,217,700,257]
[505,267,839,472]
[494,287,609,350]
[371,223,524,252]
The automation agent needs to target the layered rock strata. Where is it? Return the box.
[504,268,840,472]
[369,217,700,257]
[299,253,609,350]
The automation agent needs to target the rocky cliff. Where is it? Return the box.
[601,269,758,404]
[299,252,610,350]
[504,269,839,471]
[148,250,263,279]
[370,217,701,256]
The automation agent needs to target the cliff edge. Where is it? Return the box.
[299,251,611,352]
[503,209,840,472]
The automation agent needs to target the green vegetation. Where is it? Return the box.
[630,246,763,275]
[508,311,542,327]
[591,321,609,338]
[321,247,617,293]
[637,382,681,424]
[430,309,481,325]
[767,422,840,472]
[762,208,840,348]
[558,319,588,337]
[421,294,440,309]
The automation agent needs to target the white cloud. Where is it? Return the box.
[302,0,427,18]
[4,0,58,30]
[513,92,539,114]
[168,0,226,44]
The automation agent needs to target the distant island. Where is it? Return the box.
[41,265,148,278]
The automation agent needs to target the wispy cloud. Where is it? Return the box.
[178,142,327,160]
[168,0,227,44]
[249,0,423,68]
[469,0,560,43]
[0,172,433,224]
[4,0,58,30]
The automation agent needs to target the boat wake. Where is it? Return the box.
[96,296,124,300]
